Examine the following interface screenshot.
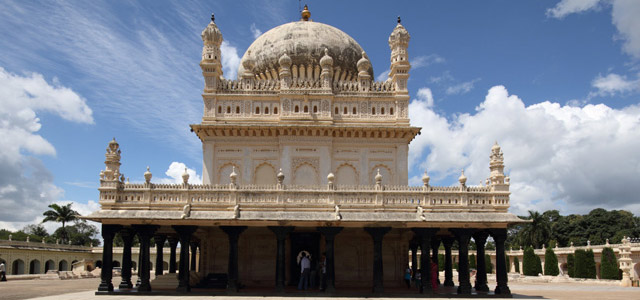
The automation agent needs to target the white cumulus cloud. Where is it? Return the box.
[157,162,202,184]
[221,41,241,80]
[0,67,93,230]
[409,85,640,215]
[591,72,640,95]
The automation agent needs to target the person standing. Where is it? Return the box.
[319,253,327,291]
[297,253,311,290]
[404,265,412,288]
[0,261,6,281]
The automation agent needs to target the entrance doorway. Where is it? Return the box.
[289,232,320,286]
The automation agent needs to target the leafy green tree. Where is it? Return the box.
[514,256,520,273]
[53,220,100,246]
[42,203,79,242]
[600,247,620,280]
[438,254,445,271]
[523,246,540,276]
[544,247,559,276]
[567,254,575,277]
[519,211,551,249]
[23,224,48,237]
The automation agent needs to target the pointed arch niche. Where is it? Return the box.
[254,162,277,185]
[218,163,241,185]
[335,163,359,186]
[370,164,392,185]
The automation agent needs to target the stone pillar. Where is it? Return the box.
[221,226,247,292]
[317,227,343,293]
[190,241,198,271]
[98,224,121,292]
[118,228,136,289]
[168,236,178,273]
[490,228,511,295]
[442,237,455,287]
[268,226,295,292]
[173,226,197,292]
[133,225,158,292]
[431,237,441,285]
[451,229,473,294]
[365,227,391,293]
[409,240,418,281]
[154,235,166,276]
[412,228,437,294]
[473,231,489,292]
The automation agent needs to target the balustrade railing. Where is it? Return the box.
[99,181,509,212]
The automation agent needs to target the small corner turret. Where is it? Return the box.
[201,13,224,92]
[489,141,509,192]
[388,16,411,93]
[101,138,122,182]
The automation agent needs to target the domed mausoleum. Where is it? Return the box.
[87,6,523,297]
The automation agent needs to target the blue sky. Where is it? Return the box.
[1,0,639,231]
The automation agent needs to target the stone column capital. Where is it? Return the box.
[268,226,295,240]
[317,226,343,240]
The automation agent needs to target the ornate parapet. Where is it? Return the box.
[96,181,510,217]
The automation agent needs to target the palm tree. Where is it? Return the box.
[42,203,79,243]
[518,210,551,249]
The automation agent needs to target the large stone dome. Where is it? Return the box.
[237,20,373,79]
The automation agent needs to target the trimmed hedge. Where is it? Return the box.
[485,254,493,274]
[600,247,620,280]
[585,249,596,279]
[567,254,574,278]
[438,254,445,271]
[523,246,541,276]
[544,247,559,276]
[469,254,477,270]
[573,249,596,279]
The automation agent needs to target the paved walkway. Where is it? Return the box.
[1,277,638,300]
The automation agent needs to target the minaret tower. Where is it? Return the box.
[489,142,509,191]
[388,16,411,93]
[102,138,121,182]
[200,13,223,93]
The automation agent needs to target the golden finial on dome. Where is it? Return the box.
[301,4,310,21]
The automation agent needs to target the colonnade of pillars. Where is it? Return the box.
[409,228,510,295]
[98,225,510,296]
[97,225,200,293]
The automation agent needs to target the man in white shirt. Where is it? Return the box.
[0,261,6,281]
[297,252,311,290]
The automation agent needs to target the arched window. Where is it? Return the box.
[390,107,394,115]
[265,107,269,114]
[304,105,309,113]
[381,107,385,115]
[343,107,347,114]
[256,107,260,114]
[313,106,318,113]
[274,107,278,114]
[236,106,240,114]
[353,107,357,114]
[295,105,299,113]
[335,107,339,114]
[227,106,231,114]
[372,107,376,115]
